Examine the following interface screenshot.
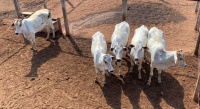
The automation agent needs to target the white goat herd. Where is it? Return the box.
[11,9,186,86]
[91,21,186,86]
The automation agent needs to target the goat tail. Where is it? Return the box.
[152,29,164,43]
[48,11,51,18]
[155,32,162,42]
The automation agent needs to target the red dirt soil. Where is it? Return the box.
[0,0,199,108]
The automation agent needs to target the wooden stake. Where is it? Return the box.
[60,0,70,36]
[195,32,200,56]
[13,0,21,18]
[195,4,200,31]
[122,0,127,21]
[193,49,200,103]
[195,1,199,13]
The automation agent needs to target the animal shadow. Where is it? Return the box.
[97,74,123,109]
[25,40,62,77]
[142,63,185,109]
[122,71,144,109]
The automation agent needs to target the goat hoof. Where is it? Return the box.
[129,70,133,73]
[157,82,162,85]
[138,77,142,80]
[52,36,56,40]
[119,74,123,78]
[33,50,38,54]
[109,73,115,76]
[145,84,150,88]
[103,83,107,87]
[30,48,37,53]
[46,38,50,41]
[94,80,99,83]
[139,79,143,82]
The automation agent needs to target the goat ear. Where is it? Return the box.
[123,47,127,51]
[177,50,181,56]
[143,47,148,50]
[129,44,134,48]
[12,19,16,26]
[111,56,116,60]
[11,23,14,26]
[177,49,183,54]
[110,48,114,51]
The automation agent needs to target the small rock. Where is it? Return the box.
[66,77,70,80]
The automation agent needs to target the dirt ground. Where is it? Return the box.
[0,0,199,108]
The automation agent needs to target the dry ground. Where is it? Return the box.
[0,0,199,108]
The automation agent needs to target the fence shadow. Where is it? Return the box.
[71,1,186,29]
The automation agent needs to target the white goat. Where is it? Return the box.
[12,9,55,52]
[110,21,130,77]
[91,31,115,85]
[147,27,186,85]
[128,25,149,79]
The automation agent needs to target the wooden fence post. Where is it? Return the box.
[13,0,21,18]
[195,4,200,31]
[195,31,200,56]
[193,44,200,103]
[195,1,199,13]
[60,0,70,36]
[59,0,82,56]
[43,0,47,9]
[122,0,127,21]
